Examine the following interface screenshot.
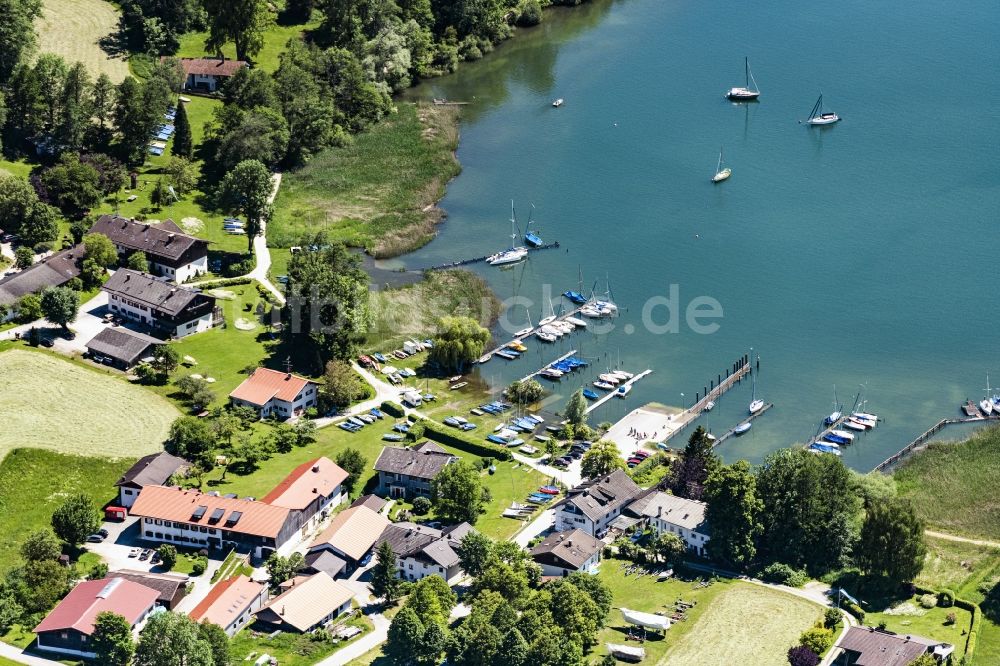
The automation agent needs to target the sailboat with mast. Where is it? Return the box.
[726,57,760,101]
[563,266,588,305]
[824,386,842,425]
[804,94,841,125]
[748,354,764,415]
[523,204,543,247]
[980,375,994,416]
[487,201,528,266]
[712,147,732,183]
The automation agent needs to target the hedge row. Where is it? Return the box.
[191,276,254,289]
[380,401,405,418]
[844,602,865,623]
[416,418,513,461]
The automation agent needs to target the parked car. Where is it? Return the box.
[150,552,161,565]
[85,534,104,543]
[569,450,583,460]
[97,528,109,538]
[128,547,141,557]
[138,549,151,561]
[39,338,54,348]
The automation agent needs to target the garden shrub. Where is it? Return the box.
[919,593,938,609]
[412,496,432,515]
[760,562,808,587]
[799,626,834,655]
[937,588,955,607]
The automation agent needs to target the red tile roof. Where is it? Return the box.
[229,368,317,407]
[261,457,348,510]
[188,574,265,628]
[175,57,247,78]
[130,485,291,539]
[34,578,159,635]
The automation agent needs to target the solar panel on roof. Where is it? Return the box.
[225,511,243,526]
[223,493,237,499]
[209,508,225,523]
[192,505,207,520]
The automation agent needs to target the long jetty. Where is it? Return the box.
[713,403,775,446]
[659,355,754,445]
[519,349,577,383]
[425,242,561,271]
[873,414,998,472]
[586,369,653,414]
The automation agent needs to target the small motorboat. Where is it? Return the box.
[495,350,518,360]
[704,400,716,411]
[538,485,560,495]
[594,381,615,390]
[749,399,764,414]
[583,389,600,400]
[828,429,855,443]
[540,368,564,379]
[477,353,492,364]
[616,385,632,398]
[734,422,751,435]
[552,98,564,107]
[599,373,621,385]
[449,382,468,390]
[842,418,868,432]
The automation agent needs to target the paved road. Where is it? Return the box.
[925,529,1000,549]
[0,642,61,666]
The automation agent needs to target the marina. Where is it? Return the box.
[476,301,596,366]
[585,369,652,414]
[517,349,579,382]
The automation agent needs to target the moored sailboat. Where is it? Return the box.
[487,201,528,266]
[804,94,841,125]
[712,147,732,183]
[726,57,760,101]
[523,204,543,247]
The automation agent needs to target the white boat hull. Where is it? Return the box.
[807,114,840,125]
[726,88,759,101]
[749,399,764,414]
[712,168,732,183]
[487,247,528,265]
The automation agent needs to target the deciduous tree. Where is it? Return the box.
[427,315,490,373]
[203,0,272,62]
[134,612,213,666]
[432,459,486,524]
[335,447,367,495]
[51,493,99,545]
[704,459,762,568]
[19,529,61,562]
[40,286,79,330]
[855,496,926,584]
[13,246,33,269]
[323,359,367,410]
[39,152,102,216]
[127,250,150,272]
[92,612,135,666]
[564,389,587,426]
[458,531,493,578]
[219,159,272,253]
[580,440,624,479]
[84,232,119,267]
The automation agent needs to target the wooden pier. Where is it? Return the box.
[713,403,775,446]
[477,301,592,366]
[518,349,578,383]
[425,241,561,271]
[657,355,755,446]
[873,414,998,473]
[586,369,653,414]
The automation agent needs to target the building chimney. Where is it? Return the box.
[312,465,320,473]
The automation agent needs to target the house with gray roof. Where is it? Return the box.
[554,469,643,537]
[832,626,954,666]
[102,269,218,338]
[375,522,475,585]
[85,326,163,370]
[89,216,208,283]
[0,245,83,321]
[373,442,457,500]
[114,452,189,509]
[629,491,710,557]
[530,529,603,577]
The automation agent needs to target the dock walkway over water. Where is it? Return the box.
[713,403,775,446]
[425,242,560,271]
[874,414,999,472]
[518,349,578,383]
[585,369,652,414]
[477,302,591,366]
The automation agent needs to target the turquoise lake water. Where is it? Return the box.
[399,0,1000,469]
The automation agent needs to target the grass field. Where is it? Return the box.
[270,103,461,257]
[0,448,134,573]
[176,12,322,74]
[865,595,972,659]
[0,348,177,462]
[895,425,1000,540]
[656,583,822,666]
[230,614,371,666]
[36,0,129,82]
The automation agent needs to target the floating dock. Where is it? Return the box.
[586,369,652,414]
[477,301,595,366]
[657,355,754,446]
[425,242,561,271]
[519,349,578,383]
[713,403,775,446]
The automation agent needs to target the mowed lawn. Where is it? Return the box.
[0,349,178,462]
[657,583,822,666]
[0,448,133,573]
[36,0,129,82]
[895,425,1000,540]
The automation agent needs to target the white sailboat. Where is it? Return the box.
[487,201,528,266]
[712,147,732,183]
[748,356,764,414]
[514,307,533,338]
[825,386,842,425]
[726,57,760,101]
[539,298,557,326]
[980,375,994,416]
[804,94,841,125]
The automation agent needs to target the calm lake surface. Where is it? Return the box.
[400,0,1000,469]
